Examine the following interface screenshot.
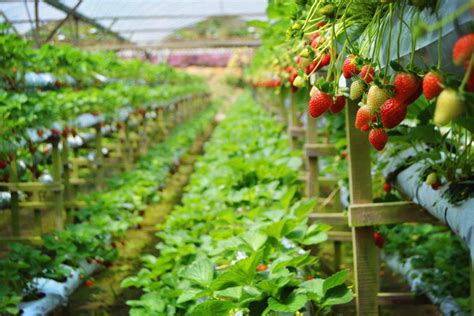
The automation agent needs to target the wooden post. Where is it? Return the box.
[51,141,64,230]
[61,133,72,223]
[345,97,379,315]
[288,92,298,149]
[94,124,104,190]
[305,110,319,199]
[9,153,21,236]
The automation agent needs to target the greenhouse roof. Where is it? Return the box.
[0,0,267,46]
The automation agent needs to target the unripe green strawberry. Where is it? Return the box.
[350,80,365,100]
[367,85,390,110]
[293,75,305,88]
[425,172,438,185]
[434,89,464,126]
[299,48,310,58]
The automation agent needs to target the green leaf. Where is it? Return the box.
[323,285,353,306]
[454,117,474,133]
[188,300,234,316]
[292,198,316,219]
[212,252,261,290]
[177,288,202,304]
[214,286,243,300]
[301,278,325,297]
[302,231,327,245]
[183,257,214,288]
[323,270,348,295]
[240,231,268,252]
[267,292,307,312]
[280,186,297,209]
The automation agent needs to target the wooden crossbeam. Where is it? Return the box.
[304,143,337,157]
[0,182,62,192]
[327,231,352,242]
[309,213,348,226]
[349,201,439,227]
[336,292,432,307]
[0,236,42,244]
[289,126,305,138]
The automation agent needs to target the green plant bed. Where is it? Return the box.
[122,92,353,315]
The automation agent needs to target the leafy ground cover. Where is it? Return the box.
[123,92,353,315]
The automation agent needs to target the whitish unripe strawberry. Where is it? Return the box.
[293,75,305,88]
[425,172,438,185]
[434,89,464,126]
[350,80,365,100]
[367,85,390,110]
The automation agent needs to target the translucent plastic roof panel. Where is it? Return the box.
[0,0,267,44]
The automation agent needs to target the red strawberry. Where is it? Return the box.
[306,60,318,75]
[37,129,44,138]
[383,182,392,193]
[394,72,422,105]
[423,71,443,100]
[380,98,407,128]
[84,280,94,288]
[360,124,370,132]
[368,128,388,151]
[62,127,69,138]
[310,35,321,49]
[373,231,385,249]
[256,264,268,272]
[0,160,7,169]
[330,95,345,113]
[355,105,374,130]
[452,33,474,65]
[464,60,474,93]
[51,128,60,136]
[308,91,333,118]
[71,127,77,137]
[28,145,36,155]
[431,182,441,190]
[2,174,9,182]
[320,53,331,67]
[92,111,100,116]
[305,275,314,280]
[360,65,375,83]
[343,55,360,78]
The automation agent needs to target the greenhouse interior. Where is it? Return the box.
[0,0,473,315]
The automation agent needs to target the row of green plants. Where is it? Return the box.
[122,92,353,316]
[0,101,217,315]
[0,23,208,157]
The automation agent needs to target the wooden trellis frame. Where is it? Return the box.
[277,87,474,315]
[0,94,209,244]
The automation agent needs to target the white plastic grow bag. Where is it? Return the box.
[383,253,467,316]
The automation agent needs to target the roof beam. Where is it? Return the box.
[43,0,128,42]
[9,13,266,24]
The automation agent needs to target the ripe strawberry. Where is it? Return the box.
[308,91,333,118]
[350,80,365,100]
[373,231,385,249]
[306,60,318,75]
[452,33,474,65]
[394,72,422,105]
[2,174,9,182]
[330,95,345,113]
[71,127,77,137]
[355,105,374,130]
[92,111,100,116]
[360,124,370,132]
[310,35,321,49]
[343,55,360,79]
[51,128,60,136]
[380,98,407,128]
[383,182,392,193]
[423,71,443,100]
[84,280,94,288]
[367,85,390,110]
[434,89,464,126]
[320,53,331,68]
[360,65,375,83]
[368,128,388,151]
[0,160,7,169]
[62,127,69,138]
[289,71,298,85]
[256,264,268,272]
[37,129,44,138]
[305,275,314,280]
[431,182,441,190]
[464,60,474,93]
